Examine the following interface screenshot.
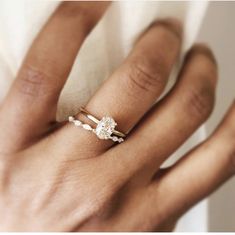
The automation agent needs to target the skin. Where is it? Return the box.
[0,2,234,231]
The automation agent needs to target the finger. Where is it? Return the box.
[66,18,182,152]
[115,44,218,179]
[149,101,235,222]
[0,2,110,151]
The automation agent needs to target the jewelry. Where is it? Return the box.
[68,114,125,143]
[79,107,126,138]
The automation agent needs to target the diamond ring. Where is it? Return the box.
[68,108,126,143]
[79,107,126,138]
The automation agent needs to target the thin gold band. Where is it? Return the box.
[79,107,126,138]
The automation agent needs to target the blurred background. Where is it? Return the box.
[197,1,235,232]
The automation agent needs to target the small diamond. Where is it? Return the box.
[74,120,81,126]
[112,136,118,142]
[83,124,92,130]
[95,116,116,139]
[69,116,74,122]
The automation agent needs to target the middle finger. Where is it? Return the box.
[115,45,218,180]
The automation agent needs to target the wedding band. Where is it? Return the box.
[80,107,126,138]
[68,108,126,143]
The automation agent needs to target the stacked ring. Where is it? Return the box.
[68,107,126,143]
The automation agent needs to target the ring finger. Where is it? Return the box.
[64,18,182,152]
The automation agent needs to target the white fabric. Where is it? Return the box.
[0,1,209,232]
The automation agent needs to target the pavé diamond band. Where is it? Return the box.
[68,107,126,143]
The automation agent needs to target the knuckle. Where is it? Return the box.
[184,83,215,121]
[125,57,167,94]
[16,65,53,98]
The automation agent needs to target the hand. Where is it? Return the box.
[0,2,234,231]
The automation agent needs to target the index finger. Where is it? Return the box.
[0,2,110,152]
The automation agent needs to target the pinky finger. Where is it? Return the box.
[151,101,235,221]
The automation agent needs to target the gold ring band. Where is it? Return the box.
[79,107,126,138]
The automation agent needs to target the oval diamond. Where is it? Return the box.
[95,117,116,139]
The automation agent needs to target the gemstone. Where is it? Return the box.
[75,120,81,126]
[95,117,117,139]
[112,136,118,142]
[69,116,74,122]
[83,124,92,130]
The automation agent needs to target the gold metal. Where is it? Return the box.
[79,107,126,138]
